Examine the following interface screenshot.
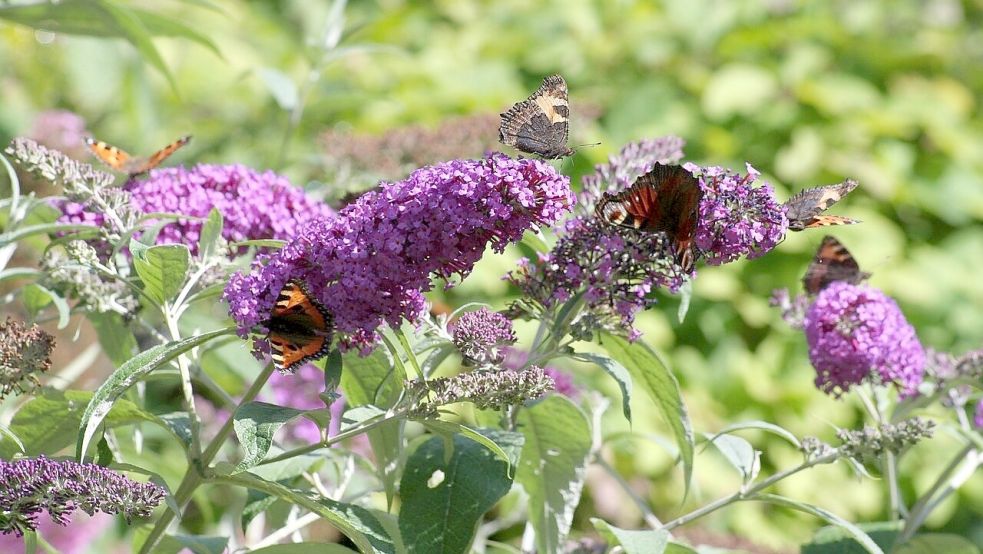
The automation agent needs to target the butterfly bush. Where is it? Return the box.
[803,281,926,397]
[685,162,788,265]
[0,456,166,537]
[225,153,573,351]
[56,163,335,255]
[452,307,517,365]
[0,318,55,399]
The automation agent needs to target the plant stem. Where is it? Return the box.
[139,362,277,554]
[899,444,979,542]
[163,303,203,466]
[257,410,393,466]
[661,450,839,530]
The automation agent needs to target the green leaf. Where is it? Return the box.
[76,327,235,460]
[157,534,228,554]
[229,238,286,249]
[704,432,759,484]
[233,401,305,473]
[710,420,802,449]
[1,152,20,218]
[198,208,223,259]
[895,534,980,554]
[249,545,358,554]
[25,283,70,328]
[0,423,26,454]
[422,420,521,470]
[0,267,42,282]
[131,242,190,305]
[96,1,178,94]
[573,351,632,423]
[591,519,669,554]
[89,312,138,367]
[757,494,884,554]
[217,472,397,553]
[0,222,96,248]
[601,332,694,489]
[259,68,299,110]
[399,429,522,554]
[802,521,901,554]
[516,395,592,554]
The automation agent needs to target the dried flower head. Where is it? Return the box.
[0,455,166,537]
[225,153,573,352]
[404,366,555,418]
[451,307,517,365]
[0,318,55,399]
[40,245,139,318]
[836,418,935,462]
[5,138,114,198]
[804,282,926,397]
[799,436,836,462]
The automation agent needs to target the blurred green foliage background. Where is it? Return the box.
[2,0,982,550]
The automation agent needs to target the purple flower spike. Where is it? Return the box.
[686,162,788,265]
[974,399,983,429]
[804,282,925,397]
[452,307,517,365]
[225,153,573,352]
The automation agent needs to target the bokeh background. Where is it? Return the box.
[2,0,982,551]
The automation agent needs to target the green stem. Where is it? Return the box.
[899,444,979,542]
[392,326,423,379]
[139,362,277,554]
[258,410,394,467]
[163,303,203,466]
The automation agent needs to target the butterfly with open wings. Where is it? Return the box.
[263,280,334,372]
[499,75,574,159]
[594,163,704,273]
[784,180,860,231]
[85,135,192,177]
[802,235,871,295]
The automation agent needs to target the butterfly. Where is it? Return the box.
[85,135,192,176]
[263,280,334,372]
[784,180,860,231]
[595,163,704,272]
[499,75,574,159]
[802,235,871,295]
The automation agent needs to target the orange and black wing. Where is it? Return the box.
[134,135,192,174]
[266,280,333,372]
[802,235,870,294]
[85,135,191,176]
[85,137,132,172]
[785,181,860,231]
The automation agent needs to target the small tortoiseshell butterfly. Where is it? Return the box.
[263,280,333,372]
[499,75,574,159]
[85,135,192,177]
[784,180,860,231]
[595,163,704,272]
[802,235,871,295]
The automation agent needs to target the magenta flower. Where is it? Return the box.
[686,162,788,265]
[28,110,88,158]
[803,282,926,397]
[452,307,517,365]
[225,153,573,351]
[0,512,113,554]
[974,399,983,429]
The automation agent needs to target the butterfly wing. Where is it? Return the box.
[499,75,573,159]
[595,163,703,271]
[266,280,333,372]
[785,180,859,231]
[802,235,870,294]
[85,137,132,172]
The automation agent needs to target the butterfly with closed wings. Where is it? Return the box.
[784,180,860,231]
[595,163,704,273]
[85,135,192,177]
[802,235,871,295]
[499,75,574,159]
[263,280,334,372]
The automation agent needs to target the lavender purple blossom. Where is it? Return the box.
[225,153,573,352]
[452,307,517,365]
[0,456,166,536]
[803,281,926,397]
[975,400,983,429]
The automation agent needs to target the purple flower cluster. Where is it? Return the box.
[503,348,579,399]
[0,455,166,536]
[28,110,88,158]
[452,307,517,365]
[975,399,983,429]
[225,153,573,351]
[803,281,926,397]
[685,162,788,265]
[58,164,335,255]
[507,216,688,339]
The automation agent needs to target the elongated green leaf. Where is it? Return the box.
[601,332,694,488]
[230,238,286,249]
[516,395,592,554]
[97,1,178,93]
[0,267,42,282]
[132,243,190,305]
[573,351,632,423]
[157,534,228,554]
[422,420,519,470]
[704,432,759,484]
[756,494,884,554]
[24,283,70,329]
[802,522,901,554]
[89,312,138,367]
[710,420,801,449]
[250,545,357,554]
[217,472,396,554]
[0,222,96,247]
[198,208,223,259]
[591,519,669,554]
[233,401,305,473]
[259,68,299,110]
[894,534,979,554]
[0,423,25,454]
[400,429,522,554]
[676,280,693,322]
[76,327,235,460]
